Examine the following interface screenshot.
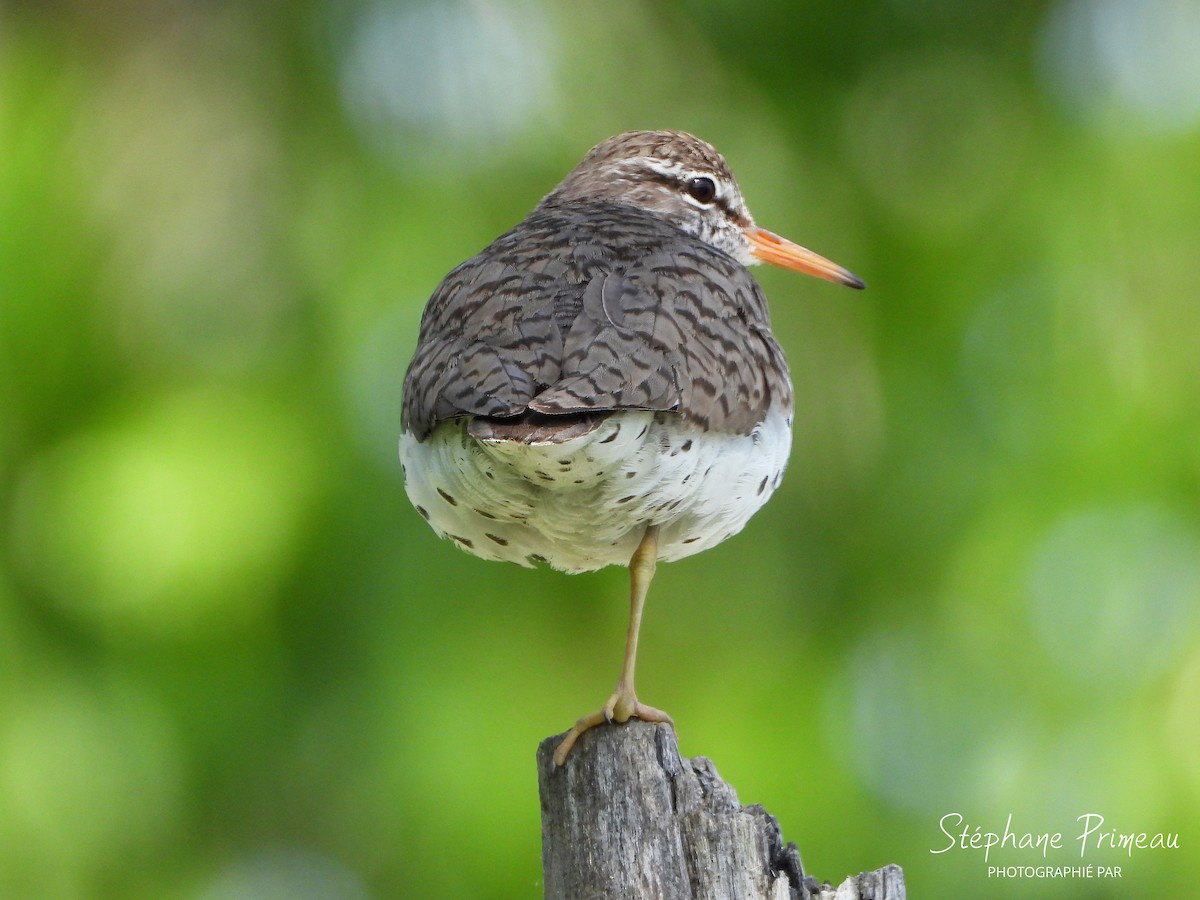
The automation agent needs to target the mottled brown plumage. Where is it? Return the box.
[399,130,863,764]
[401,200,792,440]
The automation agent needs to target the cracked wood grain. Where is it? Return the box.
[537,721,906,900]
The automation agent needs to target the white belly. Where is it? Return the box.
[399,407,792,573]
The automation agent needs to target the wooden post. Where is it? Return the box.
[537,720,906,900]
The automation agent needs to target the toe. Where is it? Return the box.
[553,710,607,766]
[552,698,676,766]
[633,701,673,725]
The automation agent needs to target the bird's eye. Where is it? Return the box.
[685,176,717,204]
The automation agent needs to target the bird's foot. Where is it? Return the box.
[552,685,673,766]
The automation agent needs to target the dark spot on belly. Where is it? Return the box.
[485,471,495,479]
[449,534,474,549]
[617,495,636,504]
[474,507,497,520]
[625,471,636,479]
[681,439,693,452]
[599,424,621,444]
[682,536,701,544]
[437,488,458,506]
[485,533,509,546]
[415,505,430,520]
[636,424,648,439]
[757,475,768,496]
[528,553,548,564]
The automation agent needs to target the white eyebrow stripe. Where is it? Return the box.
[639,158,688,179]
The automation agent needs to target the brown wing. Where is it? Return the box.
[401,201,791,440]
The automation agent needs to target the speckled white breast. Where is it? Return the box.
[400,407,792,573]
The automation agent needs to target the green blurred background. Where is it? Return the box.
[2,0,1198,896]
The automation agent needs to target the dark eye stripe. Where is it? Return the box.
[641,166,740,219]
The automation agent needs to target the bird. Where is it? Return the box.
[400,130,863,765]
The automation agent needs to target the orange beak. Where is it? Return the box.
[747,227,865,290]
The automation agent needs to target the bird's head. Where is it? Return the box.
[540,130,864,289]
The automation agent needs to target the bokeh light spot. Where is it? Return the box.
[1040,0,1200,133]
[1166,648,1200,795]
[12,388,322,641]
[0,673,182,878]
[333,0,558,162]
[845,49,1030,235]
[68,16,293,374]
[1027,503,1200,689]
[195,847,370,900]
[838,625,1015,812]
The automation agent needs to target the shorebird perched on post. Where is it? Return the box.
[400,130,864,764]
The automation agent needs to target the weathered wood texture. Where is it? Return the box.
[538,721,905,900]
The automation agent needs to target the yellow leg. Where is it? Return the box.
[553,525,674,766]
